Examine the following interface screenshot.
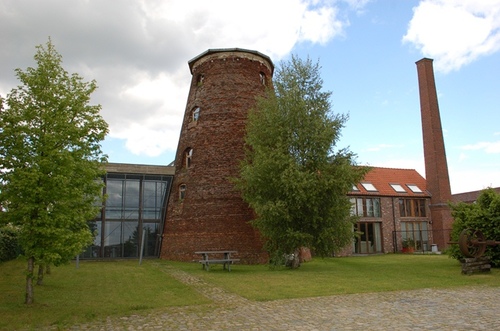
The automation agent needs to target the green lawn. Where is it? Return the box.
[171,254,500,301]
[1,254,499,330]
[0,259,210,330]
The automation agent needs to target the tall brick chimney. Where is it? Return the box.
[415,58,453,250]
[160,49,274,263]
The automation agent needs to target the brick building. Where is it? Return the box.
[347,167,432,255]
[160,49,273,263]
[156,48,455,261]
[82,163,174,259]
[81,49,463,260]
[343,58,452,255]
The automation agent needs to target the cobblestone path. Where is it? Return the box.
[69,263,500,331]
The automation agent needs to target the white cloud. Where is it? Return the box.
[461,141,500,154]
[449,167,500,193]
[0,0,355,159]
[139,0,346,61]
[452,141,500,192]
[342,0,372,13]
[458,152,469,162]
[299,6,343,44]
[99,68,189,157]
[119,123,181,157]
[403,0,500,72]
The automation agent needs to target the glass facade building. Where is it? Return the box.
[80,164,174,259]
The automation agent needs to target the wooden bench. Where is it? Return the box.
[195,251,239,271]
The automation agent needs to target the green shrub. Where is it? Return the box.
[0,224,21,262]
[449,188,500,266]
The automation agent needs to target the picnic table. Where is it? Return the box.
[195,250,239,271]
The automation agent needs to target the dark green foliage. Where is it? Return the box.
[236,56,367,266]
[0,224,21,262]
[449,188,500,266]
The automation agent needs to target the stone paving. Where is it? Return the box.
[70,264,500,331]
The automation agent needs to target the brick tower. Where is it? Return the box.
[160,48,274,263]
[416,58,453,251]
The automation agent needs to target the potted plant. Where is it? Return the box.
[402,238,415,253]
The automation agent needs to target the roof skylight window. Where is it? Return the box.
[361,182,378,192]
[352,185,360,191]
[407,184,423,193]
[390,184,406,193]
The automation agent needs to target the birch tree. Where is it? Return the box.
[236,56,367,268]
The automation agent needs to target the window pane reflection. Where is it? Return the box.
[103,221,139,258]
[143,222,160,256]
[81,220,101,258]
[81,173,171,259]
[143,181,166,220]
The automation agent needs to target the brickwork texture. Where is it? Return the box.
[160,49,274,263]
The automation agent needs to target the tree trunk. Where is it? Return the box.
[45,265,51,275]
[37,264,44,285]
[25,257,34,304]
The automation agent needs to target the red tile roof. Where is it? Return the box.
[350,167,429,197]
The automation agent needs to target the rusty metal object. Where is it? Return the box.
[458,229,486,258]
[457,229,500,258]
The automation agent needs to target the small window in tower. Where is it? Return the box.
[197,74,204,86]
[259,72,266,86]
[179,184,186,200]
[406,184,423,193]
[184,148,193,168]
[192,107,200,122]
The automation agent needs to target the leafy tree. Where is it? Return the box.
[0,39,108,303]
[0,223,21,262]
[448,188,500,266]
[236,55,367,268]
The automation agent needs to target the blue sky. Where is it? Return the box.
[1,0,499,194]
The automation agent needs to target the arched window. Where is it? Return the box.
[184,148,193,168]
[259,72,266,86]
[179,184,186,200]
[197,74,204,86]
[192,107,200,122]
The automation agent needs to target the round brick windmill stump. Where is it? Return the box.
[160,49,274,264]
